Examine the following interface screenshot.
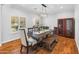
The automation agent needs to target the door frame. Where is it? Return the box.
[0,4,2,46]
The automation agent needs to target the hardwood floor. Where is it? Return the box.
[0,36,78,54]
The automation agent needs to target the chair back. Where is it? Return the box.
[28,28,33,36]
[20,29,28,46]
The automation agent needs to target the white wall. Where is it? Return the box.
[1,5,34,43]
[43,11,74,30]
[0,5,1,44]
[57,11,74,19]
[75,5,79,50]
[43,14,57,30]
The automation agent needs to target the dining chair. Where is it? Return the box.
[28,28,33,36]
[19,29,37,54]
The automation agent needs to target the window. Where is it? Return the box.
[11,16,19,33]
[19,17,26,29]
[11,16,26,33]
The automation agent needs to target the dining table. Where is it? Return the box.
[29,29,57,51]
[31,29,52,42]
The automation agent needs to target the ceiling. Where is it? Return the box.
[10,4,75,15]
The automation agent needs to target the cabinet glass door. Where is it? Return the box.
[66,19,74,38]
[58,19,64,35]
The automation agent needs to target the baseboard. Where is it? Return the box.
[0,44,2,46]
[2,39,20,46]
[2,37,20,44]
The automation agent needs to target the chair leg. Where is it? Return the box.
[26,46,29,54]
[20,45,23,54]
[20,45,33,54]
[26,44,32,54]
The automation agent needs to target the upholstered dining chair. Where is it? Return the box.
[19,29,37,54]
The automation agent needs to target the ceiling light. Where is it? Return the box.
[60,6,63,9]
[41,4,48,17]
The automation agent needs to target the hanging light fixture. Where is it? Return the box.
[41,4,48,17]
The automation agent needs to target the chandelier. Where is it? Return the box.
[41,4,47,17]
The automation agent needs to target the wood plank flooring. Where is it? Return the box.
[0,36,78,54]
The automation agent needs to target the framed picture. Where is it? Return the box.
[19,17,26,29]
[11,16,19,33]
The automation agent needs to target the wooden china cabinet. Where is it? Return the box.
[58,18,75,38]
